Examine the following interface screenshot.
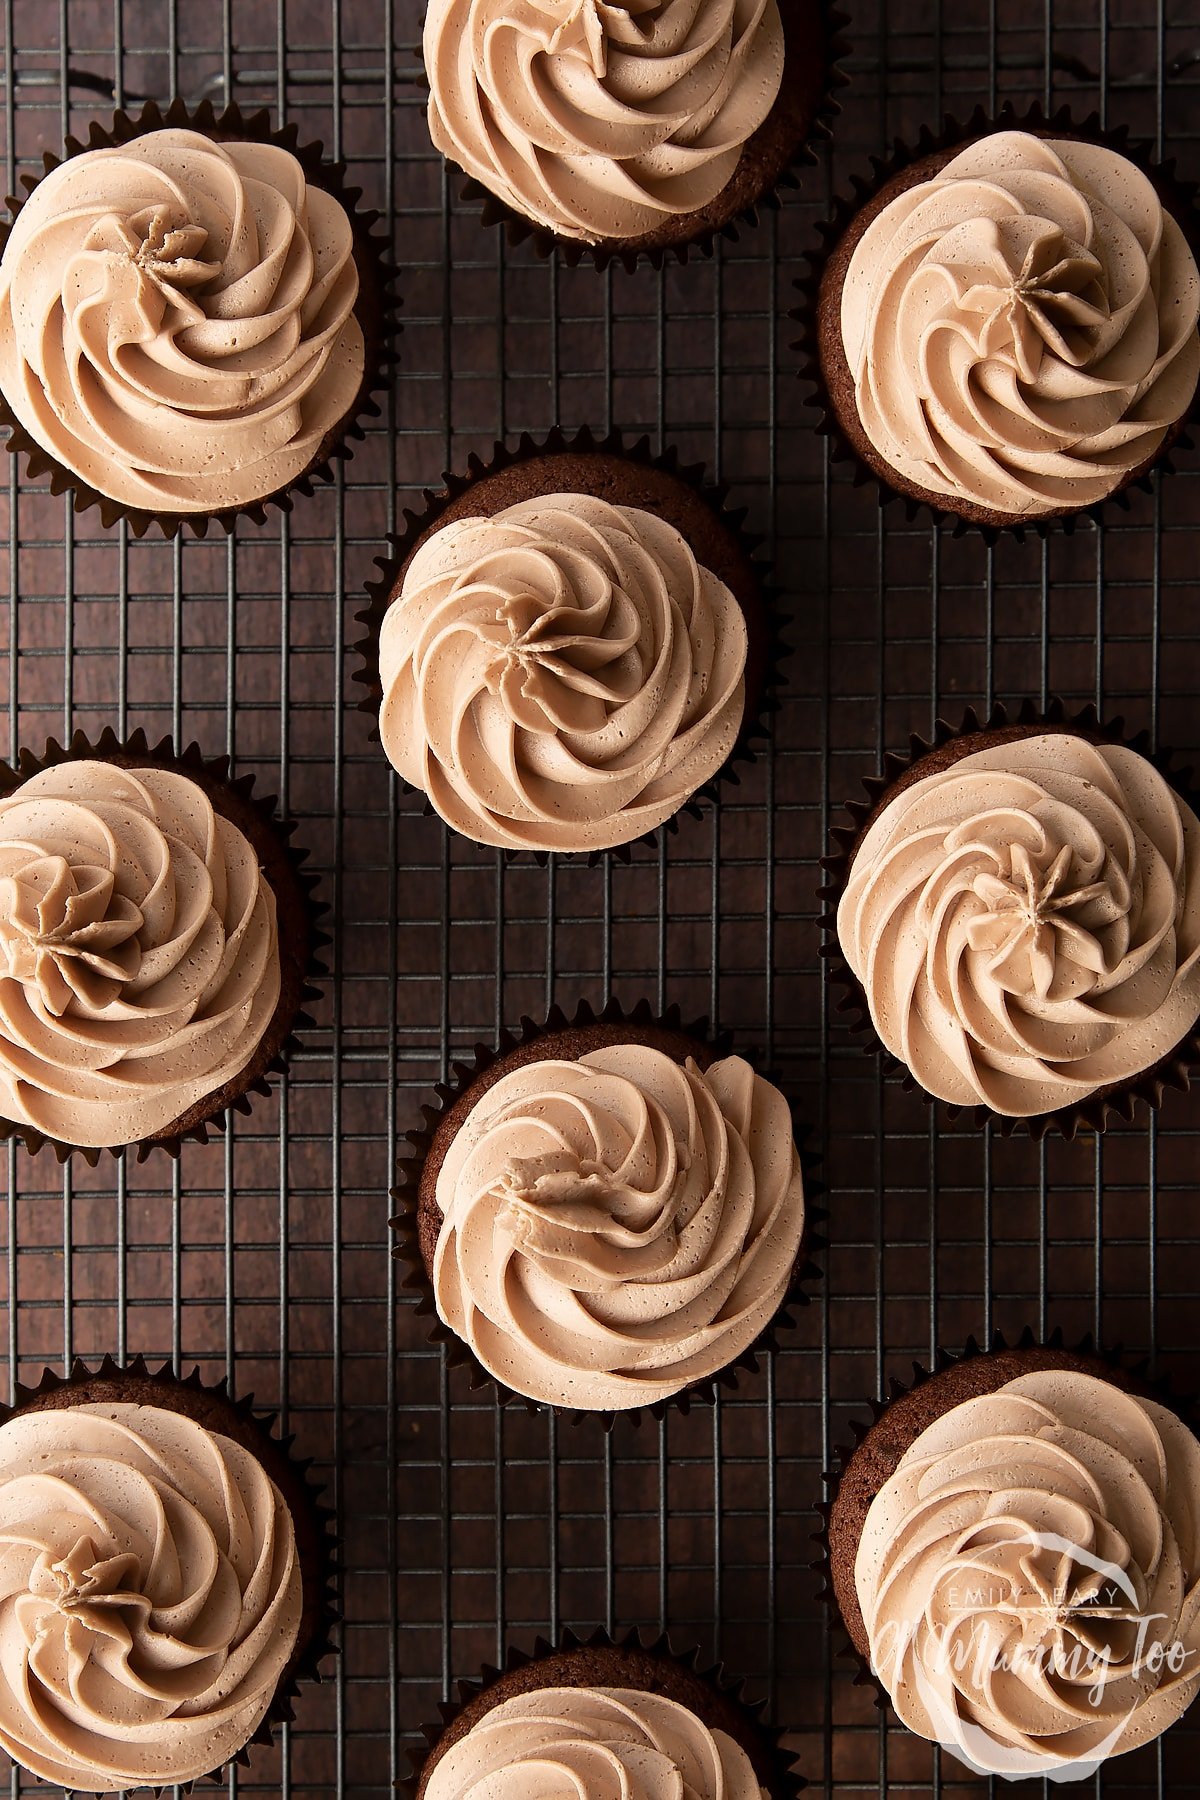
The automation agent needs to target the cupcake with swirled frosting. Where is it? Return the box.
[827,708,1200,1134]
[393,1000,811,1416]
[408,1632,802,1798]
[826,1337,1200,1779]
[0,1356,333,1794]
[360,433,773,858]
[0,100,387,533]
[0,731,317,1160]
[806,113,1200,529]
[422,0,843,266]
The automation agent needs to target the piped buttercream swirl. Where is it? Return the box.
[0,760,282,1147]
[839,132,1200,516]
[423,0,785,244]
[432,1044,806,1410]
[424,1685,768,1799]
[835,733,1200,1116]
[856,1370,1200,1773]
[378,492,748,853]
[0,128,364,513]
[0,1400,302,1792]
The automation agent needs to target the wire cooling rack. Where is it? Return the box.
[1,2,1199,1796]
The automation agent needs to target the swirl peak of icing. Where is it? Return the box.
[0,760,282,1147]
[839,132,1200,516]
[423,0,785,243]
[856,1369,1200,1772]
[835,733,1200,1116]
[0,128,365,513]
[378,492,748,853]
[432,1043,805,1410]
[0,1400,302,1791]
[424,1685,768,1799]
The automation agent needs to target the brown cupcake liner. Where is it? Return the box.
[818,697,1200,1140]
[813,1326,1193,1707]
[399,1625,806,1799]
[0,725,328,1166]
[390,994,824,1429]
[790,101,1200,542]
[440,4,851,274]
[0,1352,339,1791]
[0,95,400,539]
[352,424,787,867]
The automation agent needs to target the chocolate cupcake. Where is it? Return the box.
[797,105,1200,534]
[0,97,393,537]
[406,1629,803,1799]
[823,1332,1200,1779]
[0,728,320,1163]
[355,429,777,860]
[423,0,848,271]
[822,701,1200,1137]
[0,1354,335,1793]
[392,998,815,1420]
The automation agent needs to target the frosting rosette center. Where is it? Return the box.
[0,760,282,1148]
[839,132,1200,516]
[0,127,365,514]
[965,839,1118,1002]
[379,493,748,853]
[31,1535,144,1620]
[0,855,144,1015]
[431,1043,805,1409]
[836,733,1200,1116]
[423,0,785,243]
[950,216,1108,382]
[0,1401,303,1791]
[85,201,221,326]
[855,1370,1200,1776]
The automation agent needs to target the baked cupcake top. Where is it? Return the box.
[378,492,748,854]
[0,128,364,514]
[422,1685,768,1798]
[423,0,785,245]
[431,1042,805,1410]
[0,760,281,1147]
[839,131,1200,517]
[0,1401,301,1791]
[856,1369,1200,1774]
[836,732,1200,1117]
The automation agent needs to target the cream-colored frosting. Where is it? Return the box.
[423,0,785,244]
[839,132,1200,516]
[836,734,1200,1116]
[0,761,282,1147]
[0,1400,302,1791]
[0,129,364,513]
[423,1686,768,1799]
[856,1370,1200,1774]
[432,1044,805,1410]
[379,492,748,853]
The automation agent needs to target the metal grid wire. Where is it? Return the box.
[0,1,1198,1795]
